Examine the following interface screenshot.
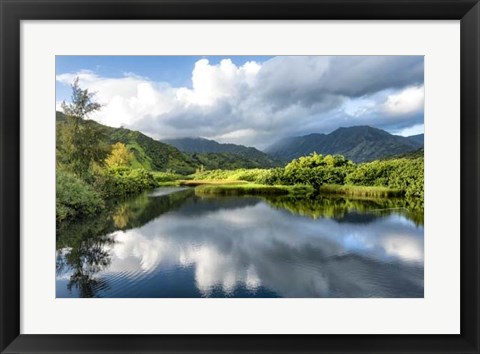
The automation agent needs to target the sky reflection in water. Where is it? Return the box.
[56,188,424,298]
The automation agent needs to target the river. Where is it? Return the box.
[56,187,424,298]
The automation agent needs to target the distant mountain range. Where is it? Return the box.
[162,137,281,168]
[406,134,424,145]
[57,112,424,171]
[265,126,423,163]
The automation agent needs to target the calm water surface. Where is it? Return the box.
[56,187,424,298]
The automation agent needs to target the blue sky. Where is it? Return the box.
[56,56,424,148]
[56,56,273,102]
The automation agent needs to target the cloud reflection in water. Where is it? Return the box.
[80,197,424,298]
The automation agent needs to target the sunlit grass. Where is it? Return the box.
[194,183,312,196]
[320,184,403,197]
[180,179,249,186]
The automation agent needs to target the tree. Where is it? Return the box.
[61,77,102,118]
[57,78,109,179]
[105,142,133,167]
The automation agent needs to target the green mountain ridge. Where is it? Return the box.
[407,134,424,146]
[57,111,196,173]
[162,137,282,168]
[265,126,423,163]
[56,112,281,174]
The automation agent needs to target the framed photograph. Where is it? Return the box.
[1,0,479,353]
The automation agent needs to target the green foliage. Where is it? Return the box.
[151,171,185,182]
[107,128,197,174]
[344,156,424,207]
[96,167,158,198]
[105,142,133,168]
[56,79,109,180]
[163,137,282,168]
[195,183,312,197]
[56,117,111,180]
[60,78,102,118]
[190,152,280,170]
[192,168,270,182]
[319,184,403,198]
[189,152,423,210]
[257,168,285,185]
[281,153,353,189]
[56,171,105,223]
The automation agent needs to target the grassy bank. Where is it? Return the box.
[194,183,312,196]
[180,179,249,187]
[319,184,404,198]
[193,182,402,198]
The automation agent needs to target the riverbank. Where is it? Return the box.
[319,184,404,198]
[194,183,312,196]
[192,182,403,198]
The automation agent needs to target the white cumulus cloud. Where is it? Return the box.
[56,56,424,148]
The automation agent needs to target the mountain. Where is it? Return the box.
[385,148,424,160]
[56,112,279,173]
[162,137,282,168]
[265,126,423,163]
[57,111,197,174]
[407,134,424,146]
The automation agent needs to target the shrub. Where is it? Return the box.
[152,171,185,182]
[56,171,105,223]
[97,166,157,198]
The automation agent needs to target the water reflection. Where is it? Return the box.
[56,188,424,298]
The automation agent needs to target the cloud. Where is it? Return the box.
[56,56,424,148]
[59,196,423,297]
[383,85,424,115]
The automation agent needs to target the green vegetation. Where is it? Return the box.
[56,79,160,223]
[180,180,249,186]
[189,168,272,182]
[56,80,423,224]
[58,111,285,174]
[188,152,423,209]
[106,127,196,174]
[190,152,279,170]
[345,156,424,202]
[195,183,312,196]
[95,166,158,198]
[56,171,105,223]
[319,184,403,198]
[163,137,282,168]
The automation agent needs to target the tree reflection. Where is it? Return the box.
[56,188,195,297]
[65,236,113,297]
[263,194,424,226]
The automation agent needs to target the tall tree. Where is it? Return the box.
[57,78,110,179]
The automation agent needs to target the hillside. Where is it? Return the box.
[162,137,282,168]
[265,126,423,163]
[382,148,424,160]
[407,134,424,146]
[56,112,280,173]
[57,111,197,174]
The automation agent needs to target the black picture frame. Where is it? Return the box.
[1,0,479,353]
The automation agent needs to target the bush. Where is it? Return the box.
[152,171,185,183]
[257,168,285,185]
[191,168,272,183]
[56,171,105,223]
[97,166,157,198]
[344,157,424,208]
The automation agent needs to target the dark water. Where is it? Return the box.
[56,187,424,298]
